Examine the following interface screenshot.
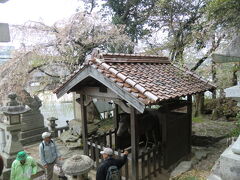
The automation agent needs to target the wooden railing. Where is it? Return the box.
[87,130,162,180]
[138,144,162,180]
[55,126,69,137]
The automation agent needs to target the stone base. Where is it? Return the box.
[21,110,45,132]
[1,152,16,169]
[2,168,11,180]
[20,127,48,145]
[208,145,240,180]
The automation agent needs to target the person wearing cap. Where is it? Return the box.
[39,132,65,180]
[96,147,128,180]
[10,151,37,180]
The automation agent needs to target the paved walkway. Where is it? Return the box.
[24,139,169,180]
[24,139,83,180]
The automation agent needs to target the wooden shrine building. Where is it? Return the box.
[54,51,215,180]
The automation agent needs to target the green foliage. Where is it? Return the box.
[229,112,240,137]
[237,112,240,121]
[104,0,156,43]
[149,0,209,62]
[175,175,201,180]
[204,98,240,120]
[207,0,240,30]
[192,116,204,123]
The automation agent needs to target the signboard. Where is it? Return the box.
[0,23,10,42]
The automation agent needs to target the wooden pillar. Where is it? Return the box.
[187,95,192,153]
[161,104,168,168]
[114,104,119,129]
[114,104,119,148]
[130,107,139,180]
[73,92,81,120]
[80,94,88,155]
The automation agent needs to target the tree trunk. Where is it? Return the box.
[219,88,225,99]
[171,42,184,63]
[211,61,217,99]
[232,63,239,86]
[194,92,205,117]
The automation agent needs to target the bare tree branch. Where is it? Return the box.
[191,34,225,71]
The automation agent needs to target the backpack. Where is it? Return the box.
[41,140,54,150]
[106,165,120,180]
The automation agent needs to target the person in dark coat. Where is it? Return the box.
[0,155,3,176]
[96,147,128,180]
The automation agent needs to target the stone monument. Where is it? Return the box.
[208,136,240,180]
[0,93,30,179]
[208,35,240,180]
[19,90,48,145]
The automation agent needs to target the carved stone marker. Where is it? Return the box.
[19,90,48,145]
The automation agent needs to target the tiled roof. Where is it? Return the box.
[54,53,215,105]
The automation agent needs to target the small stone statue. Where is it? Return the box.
[21,90,42,111]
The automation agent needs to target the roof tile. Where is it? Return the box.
[54,53,215,104]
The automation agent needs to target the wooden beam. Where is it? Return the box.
[56,66,145,113]
[114,100,131,113]
[80,87,120,99]
[80,94,88,155]
[187,95,192,154]
[56,66,89,98]
[84,96,92,106]
[130,107,139,180]
[89,67,145,113]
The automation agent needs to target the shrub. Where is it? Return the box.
[205,98,240,120]
[229,112,240,137]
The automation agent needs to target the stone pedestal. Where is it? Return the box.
[208,145,240,180]
[0,123,23,168]
[0,123,24,180]
[20,109,48,145]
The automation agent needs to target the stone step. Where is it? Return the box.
[21,122,45,131]
[20,127,48,138]
[20,134,45,146]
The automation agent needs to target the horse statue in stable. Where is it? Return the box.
[116,109,161,149]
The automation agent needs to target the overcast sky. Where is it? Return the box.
[0,0,82,25]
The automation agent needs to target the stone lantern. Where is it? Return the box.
[0,93,30,178]
[47,117,58,137]
[62,155,94,180]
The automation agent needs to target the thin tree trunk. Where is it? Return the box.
[212,61,217,99]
